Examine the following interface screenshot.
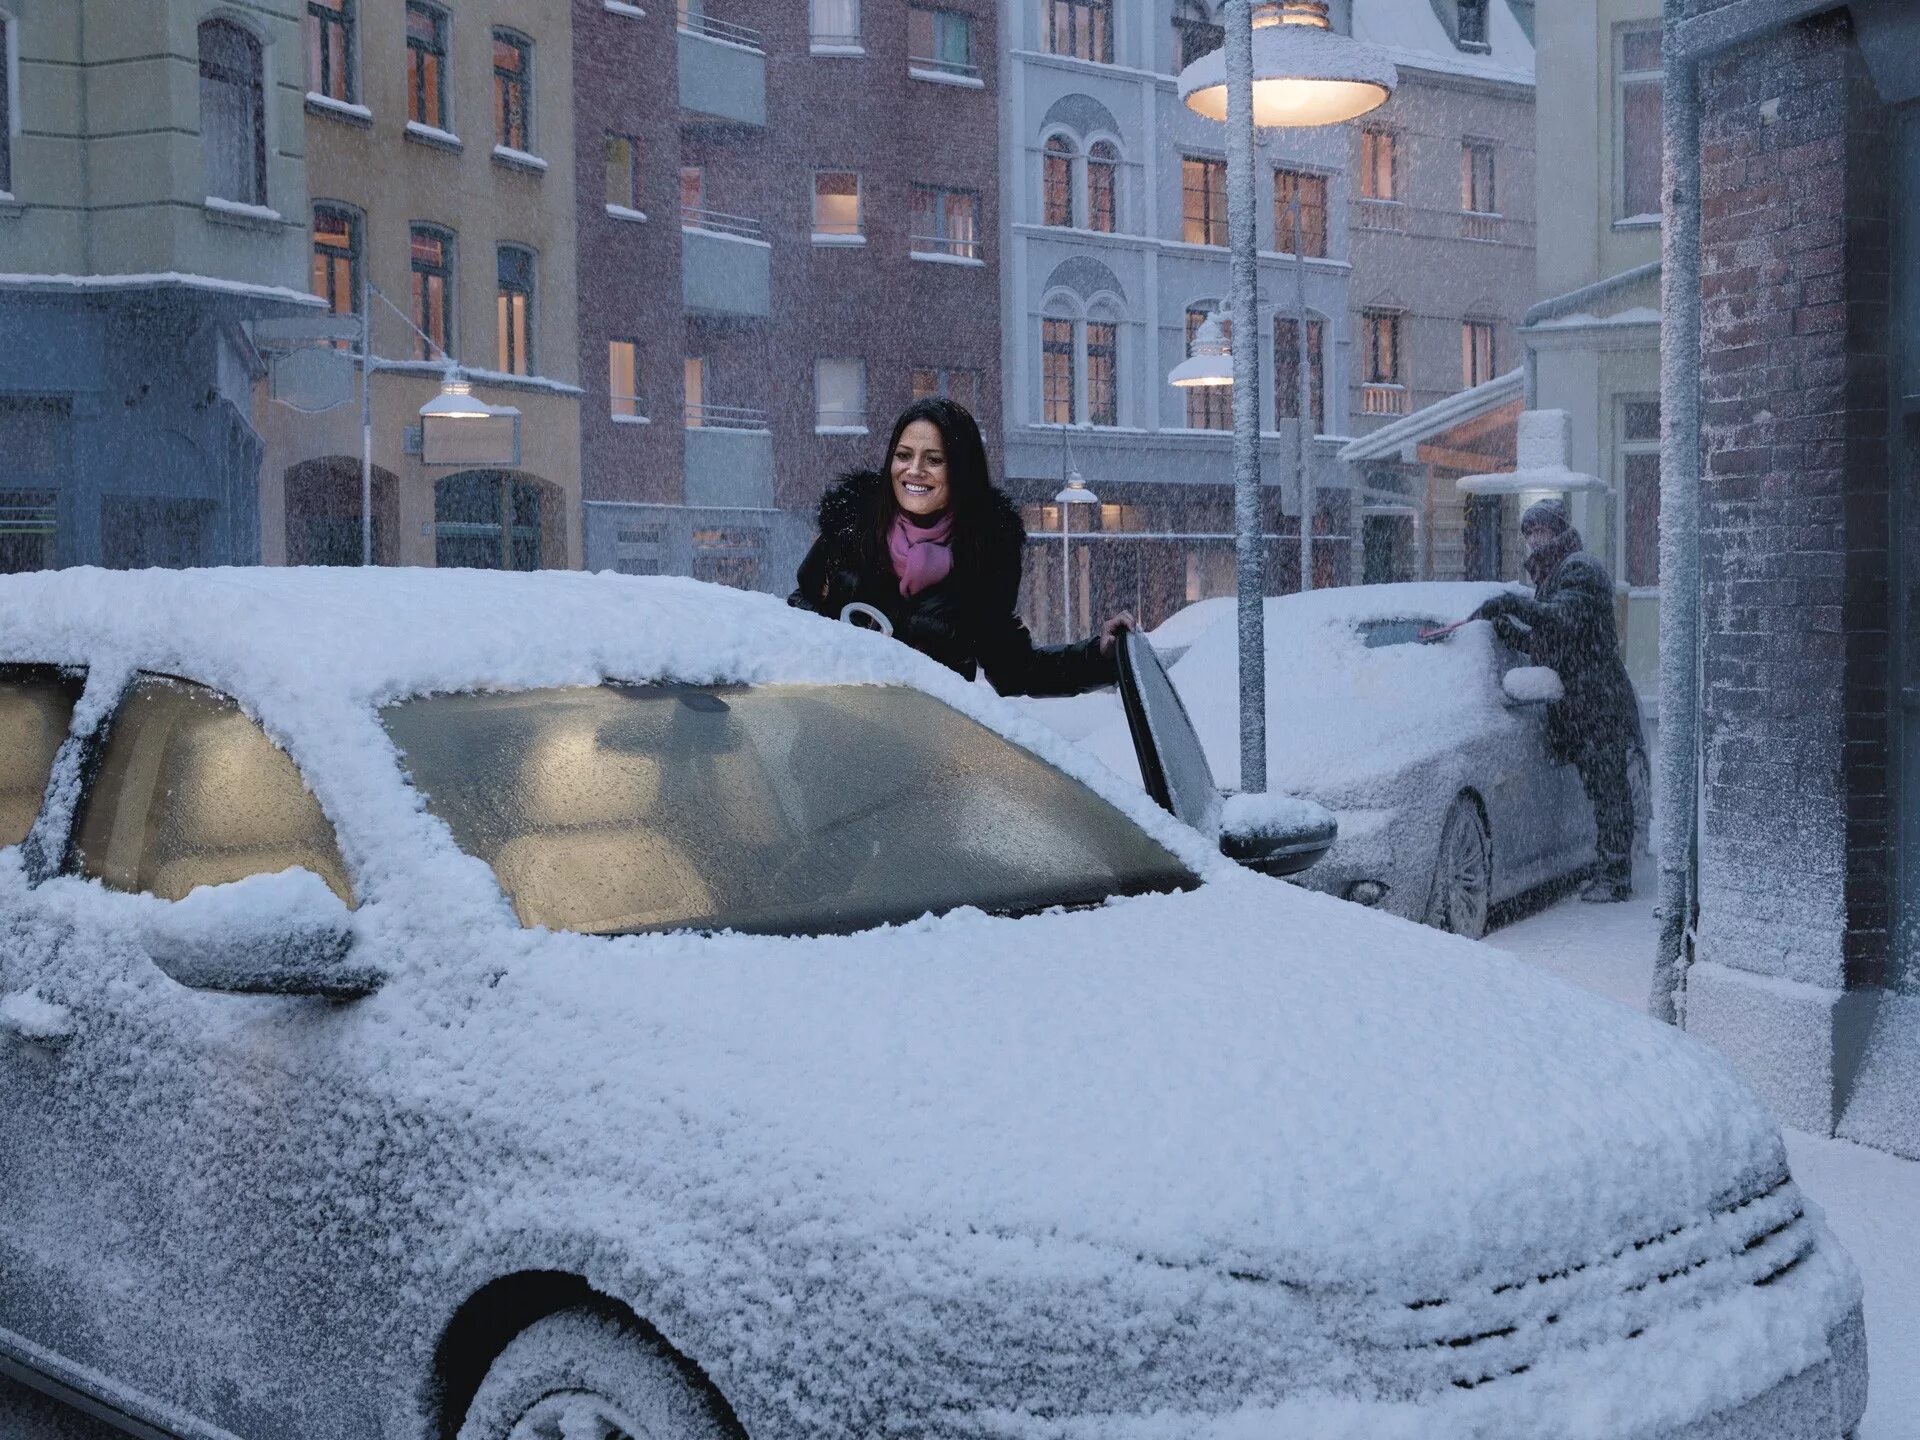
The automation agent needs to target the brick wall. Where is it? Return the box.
[1694,10,1896,990]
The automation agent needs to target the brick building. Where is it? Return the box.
[1662,0,1917,1156]
[578,0,1002,591]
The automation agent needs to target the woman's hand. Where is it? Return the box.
[1097,611,1136,656]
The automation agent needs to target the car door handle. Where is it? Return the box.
[0,991,77,1046]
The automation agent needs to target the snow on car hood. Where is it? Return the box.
[1076,584,1518,799]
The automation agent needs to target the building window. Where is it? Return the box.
[311,204,360,317]
[1462,320,1495,387]
[1363,309,1402,385]
[493,31,532,152]
[406,3,449,131]
[1273,316,1325,434]
[1621,398,1661,587]
[435,472,544,571]
[1172,0,1223,70]
[1046,0,1112,64]
[1042,319,1076,424]
[910,184,980,259]
[1043,136,1075,227]
[1182,156,1227,246]
[1456,0,1488,48]
[606,135,641,210]
[912,367,980,412]
[909,7,975,77]
[815,359,867,430]
[496,246,535,375]
[1462,140,1497,213]
[1359,128,1397,201]
[609,340,641,419]
[814,171,861,235]
[1086,322,1117,427]
[1088,141,1118,233]
[1273,169,1328,257]
[307,0,355,104]
[1618,25,1663,222]
[683,356,705,425]
[810,0,860,48]
[410,225,454,361]
[199,20,267,205]
[1184,306,1231,431]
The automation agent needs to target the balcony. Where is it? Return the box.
[678,12,766,126]
[684,411,773,509]
[1362,384,1411,416]
[1356,198,1404,232]
[681,208,771,318]
[1460,209,1502,243]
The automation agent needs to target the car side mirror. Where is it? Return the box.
[1501,666,1564,708]
[1216,793,1338,878]
[140,868,382,1000]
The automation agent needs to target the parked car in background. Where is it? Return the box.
[0,570,1855,1440]
[1048,583,1650,939]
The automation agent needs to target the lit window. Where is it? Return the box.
[1184,307,1230,430]
[1273,317,1325,433]
[493,31,533,152]
[1363,310,1402,386]
[1042,319,1076,424]
[814,171,861,235]
[1462,140,1496,214]
[609,340,640,419]
[199,20,267,205]
[1181,156,1227,245]
[311,204,361,317]
[810,0,860,48]
[815,359,867,430]
[1086,322,1117,427]
[1462,320,1495,387]
[1046,0,1112,63]
[1618,26,1663,221]
[1359,129,1397,201]
[911,184,980,259]
[410,225,454,361]
[1087,141,1118,233]
[497,245,535,376]
[306,0,356,104]
[606,135,641,210]
[406,3,449,130]
[1274,169,1328,256]
[1043,136,1074,227]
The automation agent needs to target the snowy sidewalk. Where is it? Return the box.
[1484,888,1920,1439]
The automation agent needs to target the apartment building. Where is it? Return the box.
[259,0,583,569]
[580,0,1002,593]
[0,2,315,570]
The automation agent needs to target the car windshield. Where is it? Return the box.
[1356,617,1443,649]
[380,682,1196,937]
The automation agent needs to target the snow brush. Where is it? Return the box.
[1417,618,1473,645]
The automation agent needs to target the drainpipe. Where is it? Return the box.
[1650,0,1702,1025]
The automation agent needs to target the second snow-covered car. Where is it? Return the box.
[0,569,1862,1440]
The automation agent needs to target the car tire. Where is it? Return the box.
[1424,795,1491,940]
[457,1307,739,1440]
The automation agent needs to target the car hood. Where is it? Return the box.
[447,872,1784,1299]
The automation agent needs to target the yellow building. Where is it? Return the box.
[257,0,580,568]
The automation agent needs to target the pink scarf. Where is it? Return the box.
[887,510,954,597]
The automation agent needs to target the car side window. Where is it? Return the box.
[71,675,355,906]
[0,665,85,850]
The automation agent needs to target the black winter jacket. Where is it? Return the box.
[787,470,1116,698]
[1480,543,1643,762]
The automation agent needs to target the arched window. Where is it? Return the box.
[1042,309,1077,424]
[1087,140,1118,233]
[1043,135,1075,227]
[1041,298,1125,428]
[199,20,266,205]
[1086,309,1119,426]
[436,472,549,570]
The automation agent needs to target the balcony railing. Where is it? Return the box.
[909,233,981,260]
[1460,209,1501,242]
[908,53,981,79]
[681,205,763,241]
[679,10,763,51]
[1356,198,1404,231]
[684,402,769,430]
[1361,384,1411,416]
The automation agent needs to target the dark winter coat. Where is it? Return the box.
[788,470,1116,698]
[1478,538,1642,763]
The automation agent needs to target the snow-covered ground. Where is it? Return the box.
[1485,885,1920,1440]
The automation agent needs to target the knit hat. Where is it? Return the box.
[1519,498,1571,536]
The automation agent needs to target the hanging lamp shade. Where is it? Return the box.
[1179,1,1396,129]
[1168,308,1236,388]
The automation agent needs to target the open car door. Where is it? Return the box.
[1115,628,1335,877]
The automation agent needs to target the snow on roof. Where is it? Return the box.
[0,272,327,310]
[1339,368,1524,463]
[1351,0,1535,87]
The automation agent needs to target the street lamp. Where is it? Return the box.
[1172,0,1394,794]
[1055,473,1100,643]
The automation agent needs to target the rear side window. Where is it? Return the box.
[0,666,84,849]
[72,676,354,905]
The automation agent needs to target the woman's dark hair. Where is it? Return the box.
[866,396,1006,574]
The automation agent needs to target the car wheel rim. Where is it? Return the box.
[508,1393,641,1440]
[1443,807,1488,934]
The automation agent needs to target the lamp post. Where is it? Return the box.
[1172,0,1394,793]
[1055,473,1099,642]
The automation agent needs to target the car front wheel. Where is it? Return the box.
[1425,795,1491,940]
[458,1307,739,1440]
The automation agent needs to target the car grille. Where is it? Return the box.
[1335,1174,1811,1397]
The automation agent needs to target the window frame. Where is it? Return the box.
[908,6,976,79]
[198,18,269,207]
[405,1,451,132]
[812,169,862,238]
[409,223,456,362]
[1455,0,1489,50]
[1086,140,1119,234]
[496,244,537,377]
[1043,134,1076,228]
[1358,127,1398,203]
[1462,319,1496,388]
[1042,316,1077,425]
[311,202,363,320]
[605,133,642,213]
[1181,155,1228,247]
[306,0,357,105]
[1273,167,1329,258]
[1272,314,1326,434]
[910,183,981,260]
[809,0,862,50]
[1615,22,1664,225]
[492,28,534,154]
[1362,308,1403,386]
[1046,0,1113,65]
[813,357,869,432]
[1461,138,1497,215]
[1085,319,1118,428]
[609,339,644,422]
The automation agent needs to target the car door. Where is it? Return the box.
[0,672,413,1439]
[1116,627,1221,837]
[1486,633,1591,887]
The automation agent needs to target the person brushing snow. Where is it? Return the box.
[1472,499,1643,902]
[789,397,1132,697]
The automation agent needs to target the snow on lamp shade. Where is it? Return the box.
[420,378,522,467]
[1457,408,1609,496]
[1178,2,1397,131]
[1168,309,1235,388]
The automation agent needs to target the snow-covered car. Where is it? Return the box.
[0,569,1864,1440]
[1069,583,1651,938]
